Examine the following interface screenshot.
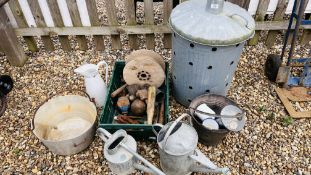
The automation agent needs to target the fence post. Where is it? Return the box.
[0,7,27,66]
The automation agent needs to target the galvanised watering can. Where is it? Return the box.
[153,113,230,175]
[97,128,165,175]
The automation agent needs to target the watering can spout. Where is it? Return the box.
[74,64,98,78]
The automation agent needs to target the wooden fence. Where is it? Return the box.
[0,0,310,66]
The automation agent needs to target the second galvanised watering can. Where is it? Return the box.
[153,114,230,175]
[75,61,108,107]
[97,128,165,175]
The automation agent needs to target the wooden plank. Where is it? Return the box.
[8,0,38,52]
[144,0,154,49]
[276,88,311,118]
[47,0,71,51]
[105,0,121,49]
[265,0,287,48]
[66,0,87,50]
[126,0,138,49]
[242,0,251,10]
[228,0,245,7]
[0,7,27,66]
[0,0,9,7]
[27,0,54,51]
[301,1,310,44]
[14,21,311,36]
[85,0,105,51]
[248,0,270,45]
[301,15,311,44]
[163,0,172,48]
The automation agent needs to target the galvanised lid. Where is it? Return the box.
[169,0,255,46]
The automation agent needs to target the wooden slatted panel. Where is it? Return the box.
[8,0,38,52]
[47,0,71,51]
[242,0,251,10]
[105,0,121,49]
[86,0,105,51]
[228,0,245,7]
[126,0,139,49]
[248,0,270,45]
[163,0,172,48]
[144,0,155,49]
[28,0,54,51]
[0,7,27,66]
[265,0,287,48]
[301,0,310,44]
[66,0,88,50]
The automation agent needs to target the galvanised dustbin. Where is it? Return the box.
[170,0,255,106]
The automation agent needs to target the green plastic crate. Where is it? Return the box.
[99,61,169,140]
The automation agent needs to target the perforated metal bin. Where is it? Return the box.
[170,0,255,106]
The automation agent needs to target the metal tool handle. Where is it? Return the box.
[31,90,94,131]
[162,113,190,150]
[97,60,109,85]
[190,107,245,120]
[190,149,230,174]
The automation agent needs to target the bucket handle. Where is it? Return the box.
[190,149,230,174]
[30,90,94,131]
[162,113,191,150]
[97,60,109,85]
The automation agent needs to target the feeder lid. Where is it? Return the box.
[169,0,255,46]
[158,121,198,156]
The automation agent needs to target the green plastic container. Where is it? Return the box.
[99,61,169,140]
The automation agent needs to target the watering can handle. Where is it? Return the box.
[97,61,109,85]
[190,149,230,174]
[162,113,191,149]
[96,128,112,142]
[31,90,93,131]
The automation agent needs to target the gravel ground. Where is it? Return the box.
[0,1,311,175]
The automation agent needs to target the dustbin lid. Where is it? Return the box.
[169,0,255,46]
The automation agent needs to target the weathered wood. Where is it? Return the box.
[46,0,71,51]
[163,0,172,48]
[242,0,251,10]
[14,21,311,36]
[126,0,138,49]
[144,0,154,49]
[28,0,54,51]
[265,0,287,48]
[8,0,38,52]
[0,0,9,7]
[86,0,105,51]
[300,1,310,44]
[105,0,121,49]
[301,15,311,44]
[0,7,27,66]
[248,0,270,45]
[228,0,245,7]
[66,0,88,50]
